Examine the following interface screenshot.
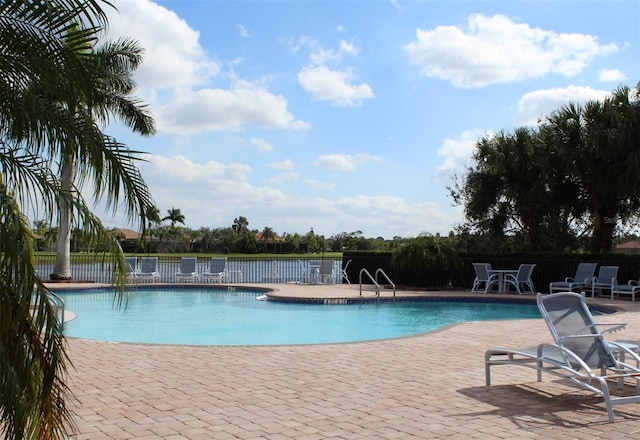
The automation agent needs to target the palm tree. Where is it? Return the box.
[146,205,162,229]
[232,216,249,235]
[261,226,276,252]
[0,1,156,438]
[544,85,640,252]
[454,126,575,252]
[162,208,185,252]
[50,31,155,280]
[145,205,162,251]
[163,207,186,227]
[198,227,215,253]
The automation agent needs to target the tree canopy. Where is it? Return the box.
[451,83,640,253]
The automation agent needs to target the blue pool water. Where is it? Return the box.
[59,288,542,346]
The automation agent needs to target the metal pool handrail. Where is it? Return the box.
[47,290,65,329]
[375,268,396,298]
[359,268,380,298]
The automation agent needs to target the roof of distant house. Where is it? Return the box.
[112,228,141,240]
[255,231,283,241]
[616,239,640,249]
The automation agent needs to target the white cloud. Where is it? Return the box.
[103,0,307,137]
[251,138,274,153]
[104,1,219,89]
[404,13,619,88]
[269,159,295,170]
[598,68,627,83]
[315,153,382,171]
[298,66,374,106]
[305,179,337,192]
[515,85,611,126]
[237,24,249,38]
[309,39,359,65]
[149,155,252,183]
[264,172,300,186]
[296,37,374,106]
[434,130,487,182]
[106,155,457,238]
[156,83,310,135]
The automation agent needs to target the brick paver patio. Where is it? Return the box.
[57,284,640,439]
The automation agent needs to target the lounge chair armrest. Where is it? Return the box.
[630,280,639,286]
[559,334,600,342]
[564,277,575,282]
[596,322,627,334]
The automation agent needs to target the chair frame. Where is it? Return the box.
[202,257,227,283]
[503,263,536,295]
[341,259,352,285]
[135,257,160,283]
[485,292,640,422]
[588,265,618,298]
[471,263,500,293]
[307,260,321,284]
[175,257,199,283]
[125,256,138,283]
[611,279,640,302]
[548,262,597,294]
[318,260,335,284]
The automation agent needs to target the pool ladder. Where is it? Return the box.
[359,268,396,299]
[32,289,65,329]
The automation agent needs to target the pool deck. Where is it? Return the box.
[51,282,640,439]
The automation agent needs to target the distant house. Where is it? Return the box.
[616,239,640,255]
[111,228,142,240]
[255,231,282,242]
[255,231,284,253]
[111,228,146,252]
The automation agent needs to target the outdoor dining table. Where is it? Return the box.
[488,269,519,294]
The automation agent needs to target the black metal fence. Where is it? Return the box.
[343,252,640,292]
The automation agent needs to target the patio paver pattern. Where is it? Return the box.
[59,284,640,439]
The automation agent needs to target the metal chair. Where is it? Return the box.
[588,265,618,297]
[341,259,352,284]
[503,264,536,294]
[471,263,500,293]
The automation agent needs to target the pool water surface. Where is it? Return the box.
[59,288,542,345]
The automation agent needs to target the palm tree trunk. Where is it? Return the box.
[51,154,74,280]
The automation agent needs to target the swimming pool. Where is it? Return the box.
[57,287,544,346]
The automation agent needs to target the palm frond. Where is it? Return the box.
[0,181,74,440]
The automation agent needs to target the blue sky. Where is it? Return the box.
[98,0,639,239]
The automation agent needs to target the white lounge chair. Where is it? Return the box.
[202,257,227,283]
[135,257,160,283]
[588,265,618,297]
[318,260,336,284]
[175,257,199,283]
[611,278,640,301]
[125,256,138,282]
[548,262,597,294]
[486,292,640,422]
[341,259,352,284]
[502,263,536,294]
[307,260,321,284]
[471,263,500,293]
